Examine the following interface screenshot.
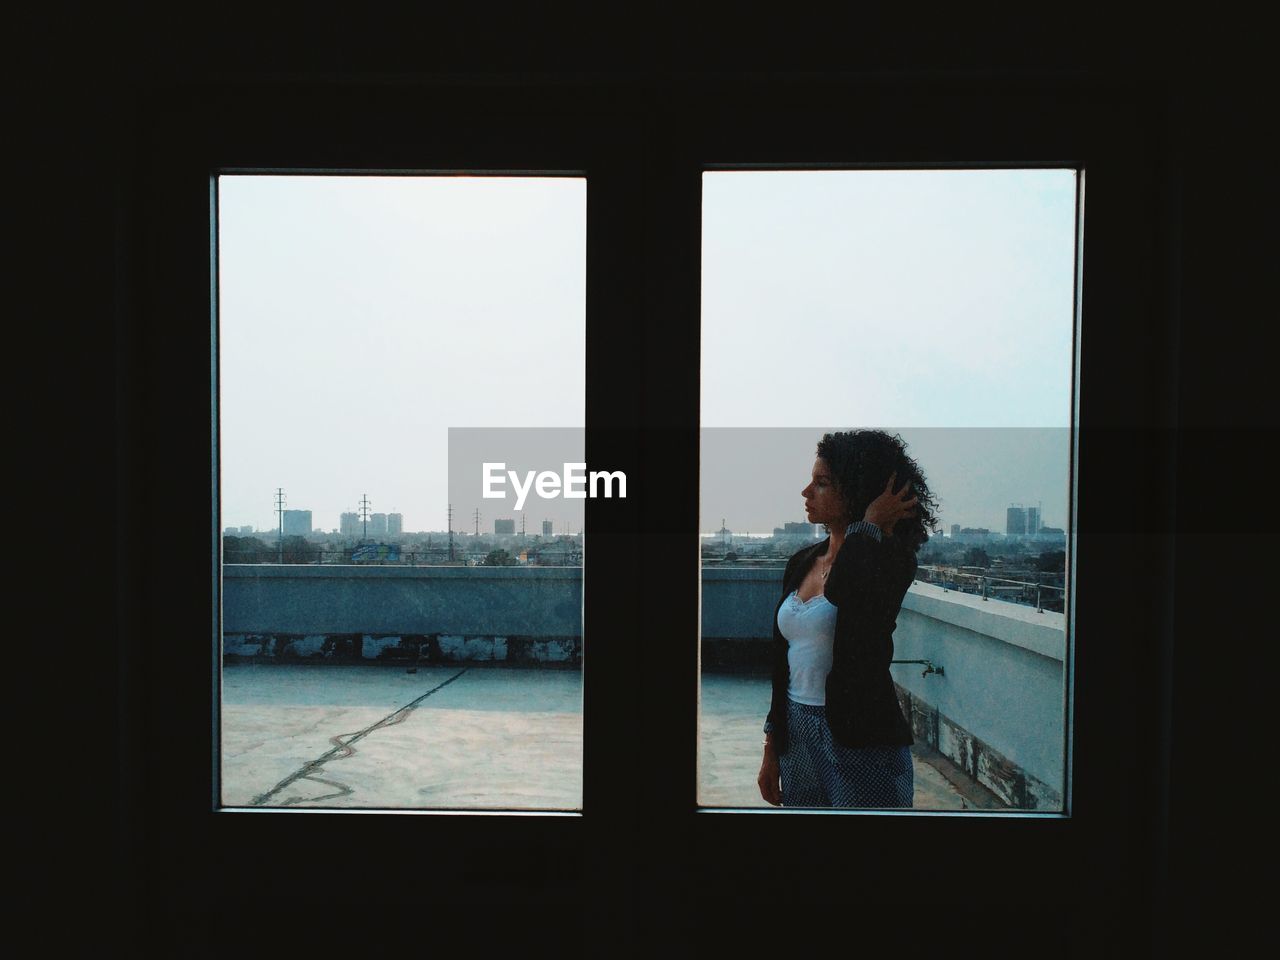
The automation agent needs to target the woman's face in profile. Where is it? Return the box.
[802,456,850,528]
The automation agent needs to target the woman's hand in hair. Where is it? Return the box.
[862,470,918,536]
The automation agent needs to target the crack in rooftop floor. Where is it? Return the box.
[249,668,469,807]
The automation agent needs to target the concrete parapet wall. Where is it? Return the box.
[222,631,580,665]
[222,565,584,665]
[700,567,786,641]
[896,687,1061,809]
[891,581,1065,805]
[223,564,583,636]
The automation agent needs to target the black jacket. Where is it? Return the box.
[764,521,917,753]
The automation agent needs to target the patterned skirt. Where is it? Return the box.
[779,698,914,808]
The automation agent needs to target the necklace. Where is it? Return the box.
[819,536,843,580]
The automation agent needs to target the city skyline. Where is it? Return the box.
[225,494,1062,539]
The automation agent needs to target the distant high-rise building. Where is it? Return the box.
[369,513,388,536]
[779,521,816,536]
[495,518,515,535]
[1026,506,1041,535]
[951,523,961,538]
[282,510,312,536]
[340,512,360,537]
[1006,506,1027,536]
[239,525,254,535]
[388,513,403,535]
[542,520,553,536]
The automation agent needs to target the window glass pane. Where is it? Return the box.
[698,170,1077,811]
[218,175,585,810]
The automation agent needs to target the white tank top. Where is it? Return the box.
[777,588,838,705]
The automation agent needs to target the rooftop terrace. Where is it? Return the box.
[222,564,1067,811]
[222,663,999,810]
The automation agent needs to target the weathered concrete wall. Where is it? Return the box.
[891,581,1065,807]
[224,564,582,635]
[222,631,580,665]
[701,568,785,640]
[222,565,582,664]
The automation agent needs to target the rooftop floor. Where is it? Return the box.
[222,664,999,811]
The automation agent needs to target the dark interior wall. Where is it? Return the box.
[27,9,1265,954]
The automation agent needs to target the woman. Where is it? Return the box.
[757,429,938,808]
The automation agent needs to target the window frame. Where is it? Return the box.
[210,167,595,815]
[693,160,1084,816]
[116,77,1177,949]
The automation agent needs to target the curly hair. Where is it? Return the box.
[815,429,939,554]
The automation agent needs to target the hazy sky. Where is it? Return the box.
[218,176,586,533]
[219,170,1078,535]
[700,169,1078,533]
[701,170,1077,429]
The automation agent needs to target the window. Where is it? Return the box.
[216,174,587,810]
[698,169,1079,812]
[119,80,1174,944]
